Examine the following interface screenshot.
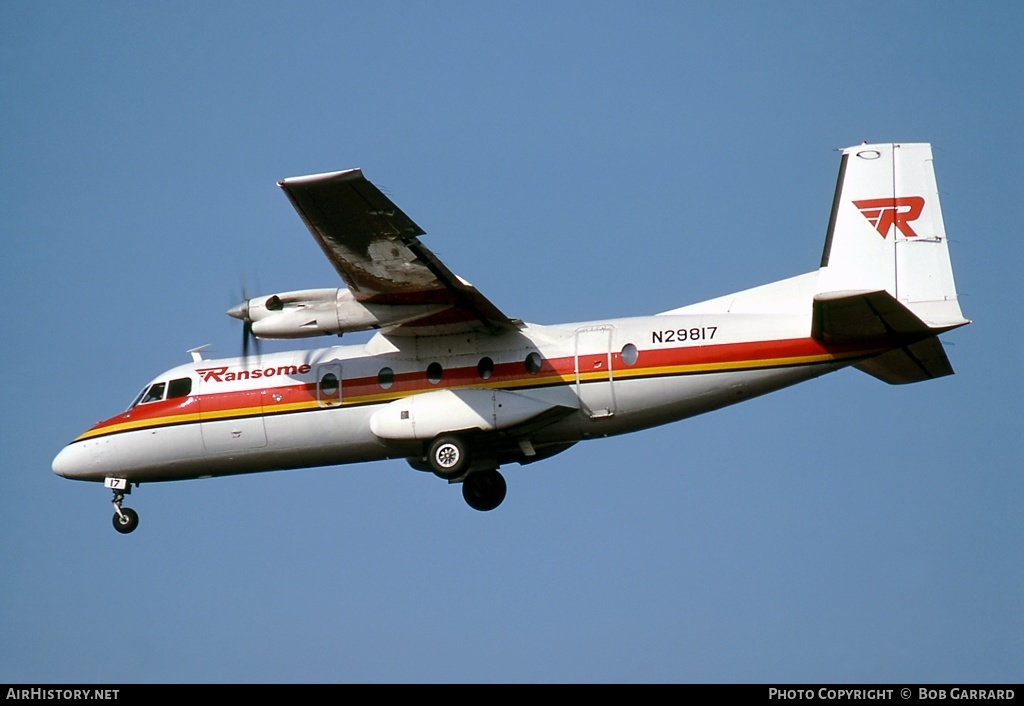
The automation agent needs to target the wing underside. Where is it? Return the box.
[278,169,517,335]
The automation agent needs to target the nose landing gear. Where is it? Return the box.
[112,499,139,534]
[106,479,139,534]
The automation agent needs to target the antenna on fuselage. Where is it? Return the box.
[188,345,211,363]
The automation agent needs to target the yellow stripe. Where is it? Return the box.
[75,412,204,441]
[195,404,267,421]
[633,353,841,378]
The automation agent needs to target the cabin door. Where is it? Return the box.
[316,363,343,408]
[198,380,268,453]
[574,326,615,419]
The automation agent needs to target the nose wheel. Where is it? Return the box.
[111,490,139,534]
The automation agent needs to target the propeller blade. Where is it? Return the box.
[241,319,261,360]
[232,278,260,360]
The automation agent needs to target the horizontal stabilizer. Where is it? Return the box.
[812,290,960,384]
[854,337,954,384]
[812,289,932,344]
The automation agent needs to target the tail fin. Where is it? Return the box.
[816,142,968,329]
[813,142,969,383]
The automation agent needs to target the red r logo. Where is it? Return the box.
[854,196,925,238]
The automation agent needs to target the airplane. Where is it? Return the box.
[52,142,970,533]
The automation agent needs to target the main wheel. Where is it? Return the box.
[112,507,139,534]
[429,435,470,479]
[462,470,507,512]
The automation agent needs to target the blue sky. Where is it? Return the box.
[2,1,1021,683]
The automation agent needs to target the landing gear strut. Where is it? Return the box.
[462,469,506,512]
[111,490,139,534]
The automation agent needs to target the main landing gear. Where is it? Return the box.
[106,479,139,534]
[428,435,470,479]
[426,435,508,512]
[462,469,507,512]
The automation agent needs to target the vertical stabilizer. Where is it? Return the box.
[816,143,968,330]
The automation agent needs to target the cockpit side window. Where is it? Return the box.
[128,378,188,410]
[167,378,192,399]
[139,382,166,405]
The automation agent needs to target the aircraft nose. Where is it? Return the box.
[52,443,89,479]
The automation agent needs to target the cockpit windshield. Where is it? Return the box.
[127,377,191,410]
[128,387,148,410]
[128,382,166,410]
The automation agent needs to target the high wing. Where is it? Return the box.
[278,169,518,336]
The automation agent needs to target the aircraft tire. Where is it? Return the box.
[462,470,506,512]
[112,507,139,534]
[429,435,470,479]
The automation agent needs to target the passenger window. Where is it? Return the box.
[426,362,443,384]
[525,352,543,375]
[620,343,639,366]
[477,357,494,380]
[378,367,394,390]
[167,378,192,399]
[319,373,340,397]
[140,382,166,404]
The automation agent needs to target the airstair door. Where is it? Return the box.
[574,326,615,419]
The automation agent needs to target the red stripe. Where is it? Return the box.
[81,337,875,436]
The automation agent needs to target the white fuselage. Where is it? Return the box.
[52,310,863,485]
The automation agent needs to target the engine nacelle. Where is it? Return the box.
[228,288,449,338]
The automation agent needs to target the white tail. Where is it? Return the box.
[815,142,968,330]
[810,142,970,384]
[663,142,969,383]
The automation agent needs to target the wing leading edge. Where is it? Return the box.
[278,169,518,336]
